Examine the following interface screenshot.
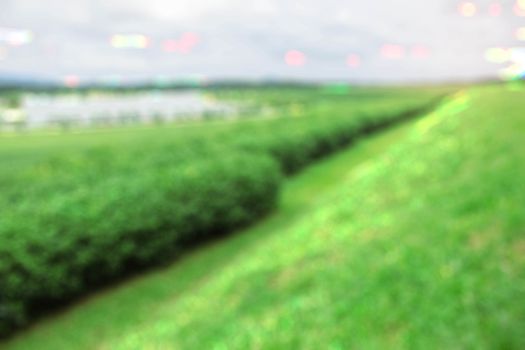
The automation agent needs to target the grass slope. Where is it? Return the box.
[2,85,524,349]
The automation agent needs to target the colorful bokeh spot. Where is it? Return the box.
[162,32,199,54]
[488,3,502,16]
[485,48,511,63]
[485,47,525,80]
[346,54,361,68]
[514,0,525,16]
[110,34,149,49]
[0,27,33,46]
[63,75,80,88]
[459,2,477,17]
[516,27,525,41]
[381,44,405,59]
[499,63,525,80]
[411,45,430,59]
[285,50,306,66]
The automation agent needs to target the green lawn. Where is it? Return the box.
[2,84,524,349]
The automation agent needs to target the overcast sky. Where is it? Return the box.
[0,0,523,83]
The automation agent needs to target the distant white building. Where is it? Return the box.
[3,91,238,128]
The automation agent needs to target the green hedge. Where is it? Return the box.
[0,152,281,335]
[233,101,437,174]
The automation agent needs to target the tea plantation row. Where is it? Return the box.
[0,88,445,336]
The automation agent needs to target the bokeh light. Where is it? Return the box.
[180,33,199,47]
[110,34,149,49]
[485,47,511,63]
[63,75,80,88]
[516,27,525,41]
[499,63,525,80]
[488,3,502,16]
[346,54,361,68]
[459,2,477,17]
[285,50,306,66]
[411,45,430,59]
[514,0,525,16]
[381,44,405,59]
[162,40,178,52]
[162,32,200,53]
[485,47,525,80]
[0,27,33,46]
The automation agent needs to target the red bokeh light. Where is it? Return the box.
[285,50,306,66]
[346,54,361,68]
[488,3,502,16]
[63,75,80,88]
[162,32,200,54]
[411,45,430,59]
[381,45,405,59]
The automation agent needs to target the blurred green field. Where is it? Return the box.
[0,87,444,336]
[1,84,524,349]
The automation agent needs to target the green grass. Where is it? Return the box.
[2,84,524,349]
